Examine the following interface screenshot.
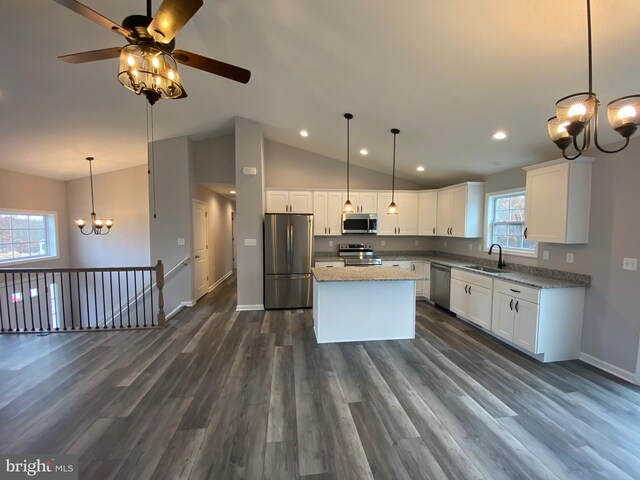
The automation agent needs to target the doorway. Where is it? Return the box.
[192,199,209,301]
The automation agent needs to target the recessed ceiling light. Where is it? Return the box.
[230,190,236,194]
[492,130,508,140]
[416,166,425,172]
[299,130,309,137]
[360,148,368,155]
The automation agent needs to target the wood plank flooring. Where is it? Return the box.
[1,273,639,479]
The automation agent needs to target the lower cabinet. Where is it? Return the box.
[491,281,540,353]
[382,260,412,270]
[411,261,431,299]
[450,269,493,329]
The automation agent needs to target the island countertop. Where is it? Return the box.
[312,266,423,282]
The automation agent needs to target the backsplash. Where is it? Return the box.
[314,235,436,253]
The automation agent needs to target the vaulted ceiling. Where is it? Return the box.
[2,1,639,184]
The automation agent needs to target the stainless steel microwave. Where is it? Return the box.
[342,213,378,234]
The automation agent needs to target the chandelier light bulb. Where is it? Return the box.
[558,122,570,134]
[152,57,160,68]
[75,218,86,227]
[131,68,138,77]
[168,70,175,81]
[127,55,135,67]
[617,105,637,121]
[94,219,103,227]
[105,219,114,227]
[568,103,587,118]
[343,199,353,213]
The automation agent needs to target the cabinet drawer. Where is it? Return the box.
[315,261,344,268]
[451,268,493,289]
[382,261,412,270]
[494,279,539,304]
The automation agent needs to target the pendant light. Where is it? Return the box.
[74,157,114,235]
[547,0,640,160]
[343,113,354,213]
[387,128,400,215]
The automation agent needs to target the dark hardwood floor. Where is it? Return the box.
[1,273,639,479]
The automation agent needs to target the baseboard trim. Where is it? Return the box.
[236,304,265,312]
[208,270,233,293]
[579,352,637,385]
[166,300,197,320]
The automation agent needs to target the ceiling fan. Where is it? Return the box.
[54,0,251,104]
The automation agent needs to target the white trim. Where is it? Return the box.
[635,340,640,385]
[166,300,196,320]
[579,352,638,385]
[236,304,264,311]
[208,270,233,293]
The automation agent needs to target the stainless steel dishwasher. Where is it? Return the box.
[430,263,451,310]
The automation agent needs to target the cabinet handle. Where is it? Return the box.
[515,301,519,312]
[468,285,471,295]
[509,288,521,293]
[524,227,528,239]
[412,264,415,271]
[326,265,334,268]
[398,227,401,234]
[510,299,514,310]
[465,285,468,294]
[433,226,436,235]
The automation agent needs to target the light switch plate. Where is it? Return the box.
[328,241,333,247]
[543,250,549,260]
[244,238,257,246]
[468,243,473,251]
[415,240,419,246]
[566,253,574,263]
[443,241,448,247]
[177,238,185,246]
[477,244,482,251]
[623,257,638,271]
[381,240,386,247]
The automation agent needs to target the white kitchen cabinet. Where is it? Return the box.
[491,279,585,362]
[313,191,343,236]
[523,158,593,244]
[266,190,313,213]
[343,191,378,213]
[376,192,419,235]
[450,269,493,329]
[382,260,412,270]
[314,261,344,268]
[418,191,438,236]
[411,261,431,299]
[436,182,484,238]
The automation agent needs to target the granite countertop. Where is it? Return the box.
[312,266,423,283]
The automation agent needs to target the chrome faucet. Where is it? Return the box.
[488,243,506,269]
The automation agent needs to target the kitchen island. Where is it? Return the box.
[312,266,422,343]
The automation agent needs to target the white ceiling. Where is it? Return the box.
[1,0,639,184]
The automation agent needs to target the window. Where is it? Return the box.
[0,210,58,265]
[485,190,537,257]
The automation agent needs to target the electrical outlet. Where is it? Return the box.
[468,243,473,251]
[477,243,482,251]
[623,257,638,271]
[328,241,333,247]
[443,241,448,247]
[566,252,574,263]
[543,250,549,260]
[177,238,185,246]
[381,240,386,247]
[244,238,257,246]
[415,240,419,246]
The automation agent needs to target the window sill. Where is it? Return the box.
[484,248,537,259]
[0,255,60,268]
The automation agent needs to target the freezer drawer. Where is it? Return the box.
[265,274,312,310]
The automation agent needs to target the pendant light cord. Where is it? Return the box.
[586,0,593,94]
[346,116,350,200]
[146,102,157,219]
[391,131,397,203]
[88,158,96,214]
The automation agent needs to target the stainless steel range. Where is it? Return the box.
[338,243,382,266]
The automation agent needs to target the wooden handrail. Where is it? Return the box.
[0,266,157,274]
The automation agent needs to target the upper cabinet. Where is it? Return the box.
[418,191,438,236]
[376,192,419,235]
[266,190,313,213]
[343,191,378,214]
[524,158,593,244]
[436,182,484,238]
[313,191,343,236]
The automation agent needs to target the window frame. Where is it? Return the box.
[0,209,60,266]
[484,188,538,258]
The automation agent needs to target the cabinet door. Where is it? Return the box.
[450,186,468,237]
[396,192,419,235]
[266,191,290,213]
[514,299,539,353]
[436,189,453,235]
[491,292,515,341]
[412,262,425,296]
[376,193,398,235]
[358,192,378,214]
[418,191,438,236]
[326,192,343,235]
[450,278,468,317]
[467,284,492,329]
[382,261,412,270]
[289,191,313,213]
[525,163,569,243]
[313,192,328,236]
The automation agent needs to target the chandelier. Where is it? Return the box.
[74,157,114,236]
[118,44,184,105]
[547,0,640,160]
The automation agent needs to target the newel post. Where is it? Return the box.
[156,260,166,327]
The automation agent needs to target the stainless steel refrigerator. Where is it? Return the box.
[264,213,313,309]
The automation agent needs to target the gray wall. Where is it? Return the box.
[194,134,236,184]
[195,185,235,288]
[234,117,265,309]
[67,165,150,268]
[0,168,70,268]
[149,136,194,316]
[438,140,640,374]
[264,140,426,190]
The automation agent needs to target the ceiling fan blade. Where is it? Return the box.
[58,47,122,64]
[173,49,251,84]
[147,0,203,44]
[53,0,130,38]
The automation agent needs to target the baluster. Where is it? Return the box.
[20,273,26,332]
[142,270,148,327]
[76,272,82,330]
[0,273,5,333]
[109,272,115,329]
[134,269,139,328]
[11,273,18,332]
[35,273,43,331]
[150,269,155,327]
[4,273,11,332]
[27,272,35,331]
[84,272,91,329]
[92,271,98,329]
[44,272,51,331]
[156,260,165,327]
[117,271,123,328]
[63,272,70,331]
[125,270,131,328]
[101,272,107,329]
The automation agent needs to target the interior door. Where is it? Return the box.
[192,200,209,300]
[492,292,515,340]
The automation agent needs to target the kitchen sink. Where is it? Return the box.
[465,265,506,274]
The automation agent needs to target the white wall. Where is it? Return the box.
[66,165,150,268]
[0,168,70,268]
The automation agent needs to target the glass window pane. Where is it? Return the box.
[29,230,46,243]
[507,235,521,248]
[28,215,45,229]
[496,235,509,245]
[495,225,508,236]
[523,240,536,250]
[0,230,10,244]
[12,230,29,243]
[14,243,30,257]
[495,210,510,222]
[29,243,44,255]
[508,225,522,236]
[496,198,510,210]
[0,244,13,260]
[511,209,525,221]
[510,195,525,209]
[12,215,29,229]
[0,215,11,229]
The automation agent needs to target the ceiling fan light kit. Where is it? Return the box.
[75,157,114,236]
[547,0,640,160]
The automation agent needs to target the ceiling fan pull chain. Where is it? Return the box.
[146,102,158,219]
